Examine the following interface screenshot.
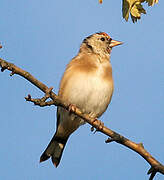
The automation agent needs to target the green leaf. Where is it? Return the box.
[122,0,131,21]
[122,0,158,23]
[145,0,158,6]
[130,1,146,23]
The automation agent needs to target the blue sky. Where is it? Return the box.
[0,0,164,179]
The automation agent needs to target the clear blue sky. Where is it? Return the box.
[0,0,163,179]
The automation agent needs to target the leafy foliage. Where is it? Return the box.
[122,0,158,22]
[99,0,158,23]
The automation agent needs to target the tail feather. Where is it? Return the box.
[40,135,69,167]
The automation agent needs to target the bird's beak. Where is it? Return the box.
[110,39,123,48]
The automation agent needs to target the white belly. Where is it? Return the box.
[66,71,113,118]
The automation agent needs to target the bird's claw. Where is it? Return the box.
[91,126,95,132]
[68,104,77,114]
[92,118,104,131]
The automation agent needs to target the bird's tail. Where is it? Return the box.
[40,134,69,167]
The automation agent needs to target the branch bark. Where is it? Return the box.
[0,58,163,180]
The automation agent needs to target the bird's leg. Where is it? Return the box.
[92,118,104,132]
[91,119,104,133]
[68,104,77,114]
[89,112,104,132]
[89,112,97,132]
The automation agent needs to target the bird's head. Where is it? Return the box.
[80,32,122,56]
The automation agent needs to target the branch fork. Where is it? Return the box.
[25,87,54,107]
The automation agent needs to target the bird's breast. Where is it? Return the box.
[60,63,113,118]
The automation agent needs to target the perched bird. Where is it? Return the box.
[40,32,122,167]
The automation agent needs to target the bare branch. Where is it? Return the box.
[25,94,55,107]
[0,57,164,179]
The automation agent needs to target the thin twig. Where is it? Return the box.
[25,94,55,107]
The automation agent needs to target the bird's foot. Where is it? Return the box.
[68,104,77,114]
[91,118,104,132]
[91,126,95,132]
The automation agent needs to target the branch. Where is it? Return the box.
[0,58,163,179]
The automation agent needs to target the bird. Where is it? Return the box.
[40,32,122,167]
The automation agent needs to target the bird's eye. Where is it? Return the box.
[100,37,105,41]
